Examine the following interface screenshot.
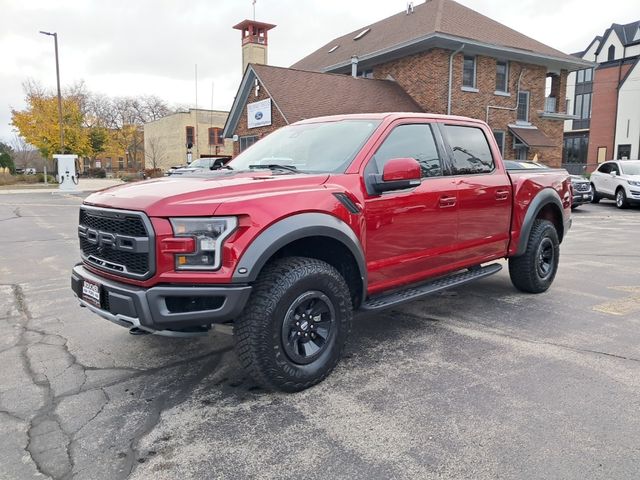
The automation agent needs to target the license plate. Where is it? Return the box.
[82,280,101,307]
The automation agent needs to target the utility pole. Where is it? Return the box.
[40,30,64,184]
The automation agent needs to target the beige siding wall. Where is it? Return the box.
[144,109,233,171]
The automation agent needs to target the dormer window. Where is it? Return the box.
[635,27,640,42]
[354,28,371,40]
[328,45,339,53]
[608,44,615,61]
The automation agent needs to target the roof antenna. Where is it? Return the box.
[406,2,414,14]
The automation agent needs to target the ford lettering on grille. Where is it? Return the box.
[78,207,154,279]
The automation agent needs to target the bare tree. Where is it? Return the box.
[9,134,42,170]
[144,136,167,171]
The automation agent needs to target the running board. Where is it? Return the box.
[360,263,502,313]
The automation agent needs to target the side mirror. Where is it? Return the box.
[371,158,421,193]
[610,171,617,177]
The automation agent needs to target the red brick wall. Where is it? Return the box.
[587,63,633,165]
[374,50,568,166]
[232,79,288,156]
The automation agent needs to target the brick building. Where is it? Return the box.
[564,21,640,172]
[225,0,590,166]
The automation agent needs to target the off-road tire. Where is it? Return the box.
[509,219,559,294]
[615,188,628,209]
[590,184,600,203]
[234,256,352,392]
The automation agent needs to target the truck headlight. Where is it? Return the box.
[169,217,237,270]
[628,180,640,187]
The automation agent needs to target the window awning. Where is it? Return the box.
[508,126,556,147]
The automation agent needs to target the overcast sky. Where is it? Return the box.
[1,0,637,143]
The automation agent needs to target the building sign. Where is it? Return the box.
[247,98,272,129]
[95,160,101,168]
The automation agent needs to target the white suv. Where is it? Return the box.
[591,160,640,209]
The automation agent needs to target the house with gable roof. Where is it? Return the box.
[225,0,591,166]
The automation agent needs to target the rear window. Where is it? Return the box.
[443,125,495,175]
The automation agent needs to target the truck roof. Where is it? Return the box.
[293,112,486,126]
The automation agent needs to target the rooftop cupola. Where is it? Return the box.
[233,19,276,74]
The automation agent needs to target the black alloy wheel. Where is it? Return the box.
[281,291,335,365]
[535,237,555,280]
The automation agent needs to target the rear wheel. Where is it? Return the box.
[234,257,352,392]
[615,188,628,209]
[509,219,560,294]
[590,183,600,203]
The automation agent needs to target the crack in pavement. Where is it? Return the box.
[6,282,236,480]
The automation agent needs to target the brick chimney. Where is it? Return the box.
[232,20,276,74]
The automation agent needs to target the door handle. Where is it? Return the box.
[439,195,457,208]
[495,190,510,201]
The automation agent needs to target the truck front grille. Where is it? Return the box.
[78,206,155,280]
[574,182,590,193]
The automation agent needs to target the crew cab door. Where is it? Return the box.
[362,122,458,294]
[439,122,512,265]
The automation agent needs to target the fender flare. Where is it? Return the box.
[515,188,565,256]
[232,212,367,292]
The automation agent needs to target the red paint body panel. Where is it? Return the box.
[80,113,571,299]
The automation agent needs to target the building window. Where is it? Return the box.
[574,93,591,120]
[118,157,124,170]
[495,61,508,93]
[463,56,476,89]
[584,68,593,82]
[617,144,631,160]
[239,135,258,152]
[105,158,112,171]
[493,131,505,155]
[208,127,224,146]
[608,45,615,61]
[83,158,91,170]
[186,126,195,148]
[517,91,529,122]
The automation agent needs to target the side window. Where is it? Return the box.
[598,163,611,174]
[373,124,442,178]
[610,163,620,175]
[443,125,495,175]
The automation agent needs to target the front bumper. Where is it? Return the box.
[71,264,251,335]
[572,191,593,206]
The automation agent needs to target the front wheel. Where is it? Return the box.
[590,184,600,203]
[615,188,628,209]
[234,257,352,392]
[509,219,560,293]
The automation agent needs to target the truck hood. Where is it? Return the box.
[84,171,330,217]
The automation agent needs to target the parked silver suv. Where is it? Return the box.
[591,160,640,209]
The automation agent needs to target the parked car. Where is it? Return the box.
[72,113,571,392]
[504,160,592,208]
[166,156,231,176]
[590,160,640,209]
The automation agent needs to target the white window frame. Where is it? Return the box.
[517,91,530,123]
[495,60,509,94]
[462,55,477,91]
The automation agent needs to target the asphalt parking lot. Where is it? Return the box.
[1,193,639,480]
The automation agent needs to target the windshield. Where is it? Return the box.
[228,119,381,173]
[187,158,210,168]
[620,161,640,176]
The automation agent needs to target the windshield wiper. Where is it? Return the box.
[249,164,300,173]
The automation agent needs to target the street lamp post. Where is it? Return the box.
[40,30,64,185]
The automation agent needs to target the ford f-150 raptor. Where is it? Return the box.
[71,113,572,391]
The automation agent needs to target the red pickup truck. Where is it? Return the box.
[72,113,571,391]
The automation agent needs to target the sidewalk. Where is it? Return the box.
[0,178,124,195]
